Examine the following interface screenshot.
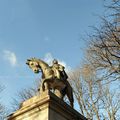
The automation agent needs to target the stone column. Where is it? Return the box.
[8,90,87,120]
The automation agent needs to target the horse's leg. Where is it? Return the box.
[44,82,49,90]
[41,75,53,91]
[41,79,49,91]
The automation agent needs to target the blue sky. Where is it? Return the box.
[0,0,105,109]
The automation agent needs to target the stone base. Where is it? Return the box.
[8,90,87,120]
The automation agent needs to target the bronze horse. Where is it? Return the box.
[26,58,74,108]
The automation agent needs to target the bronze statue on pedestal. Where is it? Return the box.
[26,58,74,108]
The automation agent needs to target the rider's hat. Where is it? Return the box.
[53,59,58,64]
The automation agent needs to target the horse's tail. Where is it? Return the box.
[66,81,74,108]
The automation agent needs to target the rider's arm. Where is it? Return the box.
[59,64,65,71]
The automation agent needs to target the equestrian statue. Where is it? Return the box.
[26,58,74,108]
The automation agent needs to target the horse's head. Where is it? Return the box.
[26,58,40,73]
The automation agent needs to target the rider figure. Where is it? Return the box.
[52,59,68,81]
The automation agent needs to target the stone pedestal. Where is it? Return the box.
[8,90,87,120]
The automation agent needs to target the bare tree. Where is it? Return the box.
[101,85,120,120]
[74,1,120,119]
[85,0,120,83]
[0,85,7,120]
[69,64,120,120]
[11,79,41,111]
[11,87,38,111]
[69,64,102,120]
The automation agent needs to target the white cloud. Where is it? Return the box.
[43,53,71,72]
[3,50,17,67]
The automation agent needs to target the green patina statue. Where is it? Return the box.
[26,58,74,108]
